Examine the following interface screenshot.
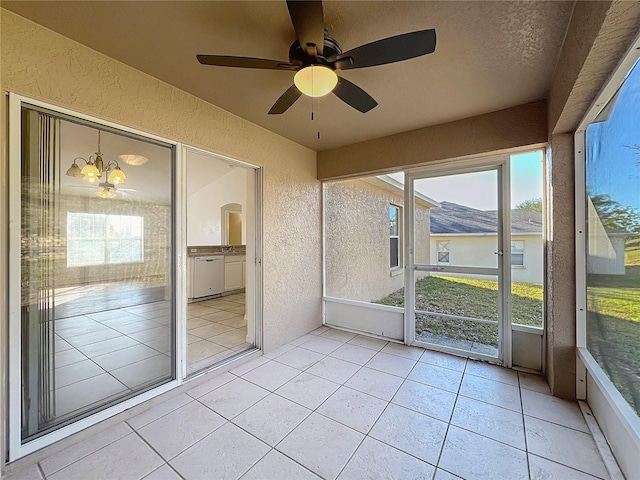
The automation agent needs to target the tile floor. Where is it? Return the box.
[51,300,173,419]
[5,326,611,480]
[187,293,250,375]
[46,292,247,424]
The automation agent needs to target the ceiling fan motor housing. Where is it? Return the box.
[288,30,342,67]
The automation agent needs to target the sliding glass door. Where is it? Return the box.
[13,101,176,443]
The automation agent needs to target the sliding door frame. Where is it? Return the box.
[7,93,183,461]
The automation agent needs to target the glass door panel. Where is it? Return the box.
[410,168,504,361]
[19,106,175,442]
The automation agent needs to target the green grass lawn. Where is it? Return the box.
[586,265,640,414]
[625,238,640,265]
[375,275,543,346]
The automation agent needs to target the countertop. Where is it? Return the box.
[187,246,246,257]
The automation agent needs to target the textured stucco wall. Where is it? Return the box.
[317,101,548,180]
[545,135,576,399]
[0,10,322,353]
[324,178,430,303]
[548,1,640,134]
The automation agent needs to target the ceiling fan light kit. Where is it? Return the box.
[197,0,436,115]
[294,65,338,97]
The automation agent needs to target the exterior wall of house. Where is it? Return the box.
[429,234,544,284]
[324,178,430,303]
[0,10,322,354]
[586,197,626,275]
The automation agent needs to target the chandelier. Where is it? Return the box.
[65,130,127,198]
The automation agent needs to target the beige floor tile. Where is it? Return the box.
[233,393,311,446]
[127,393,193,430]
[276,413,364,480]
[241,449,321,480]
[392,379,457,422]
[365,352,417,378]
[525,416,609,478]
[338,436,436,480]
[275,372,340,410]
[306,356,361,384]
[138,401,226,459]
[345,366,404,401]
[111,354,172,389]
[521,388,589,432]
[465,360,519,386]
[170,423,269,480]
[347,334,388,351]
[369,403,447,465]
[318,386,387,434]
[419,349,468,372]
[451,395,526,450]
[408,361,463,393]
[199,377,269,419]
[439,426,529,480]
[47,433,163,480]
[459,373,522,412]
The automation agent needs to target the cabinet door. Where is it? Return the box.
[225,261,243,291]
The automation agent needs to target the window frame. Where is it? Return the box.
[573,31,640,478]
[436,240,450,264]
[389,204,402,271]
[510,240,524,267]
[66,212,144,267]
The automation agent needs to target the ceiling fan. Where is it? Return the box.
[197,1,436,114]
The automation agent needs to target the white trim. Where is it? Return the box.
[512,323,543,335]
[7,93,182,461]
[574,131,587,349]
[323,295,403,314]
[573,31,640,480]
[12,381,177,460]
[8,93,23,461]
[404,173,415,345]
[578,348,640,439]
[405,155,510,364]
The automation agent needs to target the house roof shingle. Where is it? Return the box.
[430,202,543,234]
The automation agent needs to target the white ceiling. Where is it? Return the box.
[4,1,574,150]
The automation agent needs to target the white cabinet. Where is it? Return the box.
[224,255,245,291]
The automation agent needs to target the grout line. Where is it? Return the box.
[36,462,47,480]
[517,372,532,480]
[129,429,187,480]
[433,357,468,470]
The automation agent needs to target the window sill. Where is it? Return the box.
[511,265,525,269]
[390,267,403,277]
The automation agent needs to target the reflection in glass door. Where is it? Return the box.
[16,104,176,442]
[406,161,511,363]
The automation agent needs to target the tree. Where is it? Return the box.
[515,197,542,212]
[590,193,640,238]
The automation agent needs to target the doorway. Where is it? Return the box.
[184,147,260,377]
[405,157,512,365]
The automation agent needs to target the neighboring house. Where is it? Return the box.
[324,175,438,303]
[587,196,628,275]
[429,202,544,284]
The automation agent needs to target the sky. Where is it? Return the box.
[389,150,544,211]
[586,58,640,210]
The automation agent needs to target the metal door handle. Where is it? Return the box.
[494,251,504,256]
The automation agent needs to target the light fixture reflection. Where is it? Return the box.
[118,154,149,166]
[294,65,338,97]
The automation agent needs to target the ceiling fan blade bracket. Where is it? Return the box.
[287,1,325,57]
[333,57,353,70]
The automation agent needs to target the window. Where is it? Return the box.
[511,240,524,266]
[582,57,640,415]
[67,212,144,267]
[436,240,450,264]
[390,205,401,269]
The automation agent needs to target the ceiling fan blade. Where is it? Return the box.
[333,77,378,113]
[336,29,436,70]
[287,1,325,57]
[197,54,297,70]
[268,85,302,114]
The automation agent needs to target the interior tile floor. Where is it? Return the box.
[187,293,249,375]
[5,327,611,480]
[44,292,247,423]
